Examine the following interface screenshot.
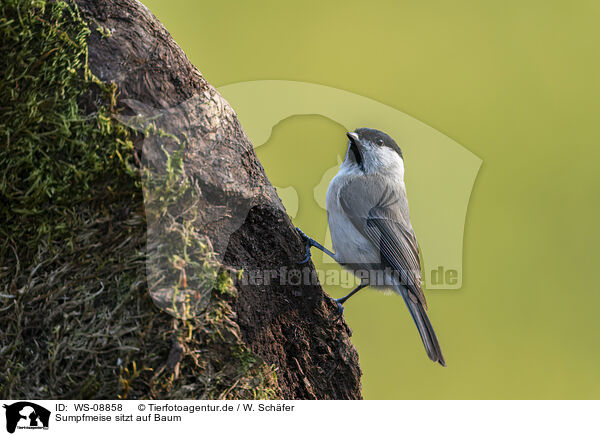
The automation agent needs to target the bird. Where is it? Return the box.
[296,127,446,366]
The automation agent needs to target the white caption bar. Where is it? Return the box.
[1,400,596,436]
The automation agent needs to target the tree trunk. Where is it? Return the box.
[0,0,361,400]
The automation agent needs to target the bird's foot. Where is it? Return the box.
[332,298,345,323]
[295,227,313,264]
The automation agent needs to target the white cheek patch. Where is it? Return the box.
[380,146,402,164]
[365,146,404,178]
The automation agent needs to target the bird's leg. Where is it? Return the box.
[333,282,368,321]
[295,227,336,264]
[295,227,365,322]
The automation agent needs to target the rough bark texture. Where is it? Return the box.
[76,0,361,399]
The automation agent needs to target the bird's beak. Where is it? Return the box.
[346,132,360,144]
[346,131,363,167]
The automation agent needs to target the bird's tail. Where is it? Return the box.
[398,287,446,367]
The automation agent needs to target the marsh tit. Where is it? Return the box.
[297,128,445,366]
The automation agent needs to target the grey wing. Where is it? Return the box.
[338,175,426,308]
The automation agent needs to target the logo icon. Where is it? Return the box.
[3,402,50,434]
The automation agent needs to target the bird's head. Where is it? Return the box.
[344,127,404,175]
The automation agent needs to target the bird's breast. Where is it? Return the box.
[325,170,375,266]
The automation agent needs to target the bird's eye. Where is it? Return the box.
[376,138,384,145]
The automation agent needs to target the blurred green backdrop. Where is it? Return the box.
[141,0,600,399]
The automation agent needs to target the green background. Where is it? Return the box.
[141,0,600,399]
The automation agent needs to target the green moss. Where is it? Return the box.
[0,0,279,400]
[95,25,111,38]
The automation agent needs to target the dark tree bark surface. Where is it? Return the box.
[76,0,361,399]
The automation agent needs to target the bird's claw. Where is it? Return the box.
[295,227,312,264]
[332,299,345,323]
